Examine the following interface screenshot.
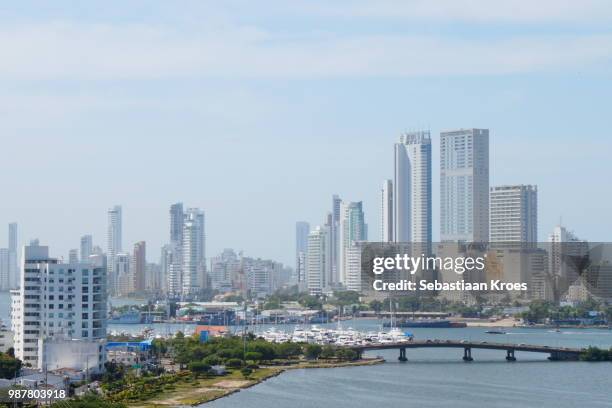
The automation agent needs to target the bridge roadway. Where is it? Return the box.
[350,340,584,361]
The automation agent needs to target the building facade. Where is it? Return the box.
[106,205,122,290]
[295,221,310,284]
[132,241,146,292]
[339,201,367,285]
[306,226,329,295]
[393,131,432,248]
[11,243,107,370]
[440,128,489,243]
[114,253,131,296]
[490,185,538,245]
[182,209,206,294]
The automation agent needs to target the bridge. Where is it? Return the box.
[351,340,584,362]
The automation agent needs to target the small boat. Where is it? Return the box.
[485,330,507,334]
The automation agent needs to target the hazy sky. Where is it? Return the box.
[0,1,611,266]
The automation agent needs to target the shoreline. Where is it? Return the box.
[129,357,385,407]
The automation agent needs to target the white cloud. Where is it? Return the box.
[0,18,610,81]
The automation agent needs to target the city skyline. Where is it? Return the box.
[1,3,611,406]
[0,128,606,268]
[1,2,612,265]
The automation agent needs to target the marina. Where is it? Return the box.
[258,325,414,346]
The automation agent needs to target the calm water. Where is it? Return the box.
[202,321,612,407]
[1,292,610,407]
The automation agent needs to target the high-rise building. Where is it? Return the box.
[132,241,146,292]
[393,132,432,247]
[306,226,329,295]
[182,209,206,294]
[0,249,8,290]
[114,253,131,296]
[11,243,107,370]
[381,179,393,242]
[182,217,198,294]
[323,212,336,286]
[245,258,273,298]
[160,244,173,293]
[345,241,366,292]
[8,223,18,289]
[210,249,238,292]
[167,263,182,296]
[169,203,184,246]
[68,249,79,264]
[330,195,342,282]
[490,185,538,245]
[440,128,489,243]
[167,203,184,296]
[146,263,162,292]
[107,205,122,289]
[295,222,310,284]
[548,225,588,301]
[339,201,367,284]
[80,235,93,262]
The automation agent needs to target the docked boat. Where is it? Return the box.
[257,325,413,345]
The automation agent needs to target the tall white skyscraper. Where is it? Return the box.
[393,132,432,248]
[182,208,206,293]
[330,195,342,282]
[440,128,489,243]
[295,221,310,283]
[345,241,367,293]
[306,226,329,295]
[80,234,93,262]
[11,243,107,370]
[107,205,122,287]
[168,203,184,296]
[490,185,538,244]
[339,201,367,284]
[381,179,393,242]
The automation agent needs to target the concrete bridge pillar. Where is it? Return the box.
[463,347,473,362]
[506,349,516,361]
[398,347,407,362]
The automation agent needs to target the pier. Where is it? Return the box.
[351,340,584,362]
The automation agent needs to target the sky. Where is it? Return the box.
[0,0,611,266]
